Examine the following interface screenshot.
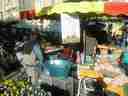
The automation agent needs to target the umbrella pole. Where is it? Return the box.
[83,30,86,64]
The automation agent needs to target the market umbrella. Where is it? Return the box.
[39,2,128,16]
[38,1,104,16]
[104,2,128,16]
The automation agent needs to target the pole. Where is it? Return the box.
[83,30,86,64]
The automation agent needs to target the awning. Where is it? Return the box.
[104,2,128,16]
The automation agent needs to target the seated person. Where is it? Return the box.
[95,44,128,85]
[95,43,121,77]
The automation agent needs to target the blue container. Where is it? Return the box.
[45,59,72,79]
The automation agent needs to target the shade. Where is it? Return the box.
[104,2,128,16]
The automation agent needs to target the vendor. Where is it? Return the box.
[95,42,120,76]
[29,30,44,84]
[30,31,44,65]
[95,43,128,86]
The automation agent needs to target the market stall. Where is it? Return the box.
[37,1,128,96]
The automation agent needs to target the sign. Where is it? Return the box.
[61,13,80,44]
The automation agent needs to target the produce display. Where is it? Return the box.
[0,80,50,96]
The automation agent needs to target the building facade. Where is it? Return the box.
[0,0,20,21]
